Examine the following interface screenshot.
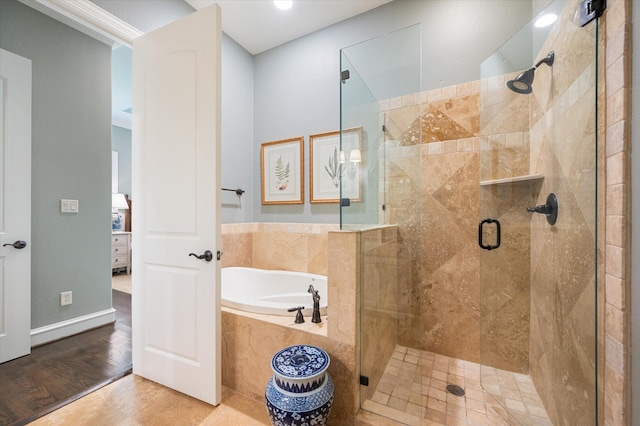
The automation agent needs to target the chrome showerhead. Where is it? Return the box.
[506,51,555,94]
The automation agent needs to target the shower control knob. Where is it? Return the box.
[527,193,558,226]
[527,205,551,214]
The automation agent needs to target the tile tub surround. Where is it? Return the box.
[221,222,339,276]
[221,311,357,424]
[221,223,355,418]
[220,224,399,424]
[221,222,354,346]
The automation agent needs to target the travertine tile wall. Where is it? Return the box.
[526,1,600,423]
[603,0,631,424]
[221,222,339,274]
[218,0,634,420]
[221,223,361,424]
[359,227,399,401]
[377,1,613,424]
[220,312,358,424]
[381,73,536,369]
[221,223,399,422]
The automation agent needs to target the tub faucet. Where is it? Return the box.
[287,306,305,324]
[308,285,322,323]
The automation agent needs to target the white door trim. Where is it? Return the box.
[18,0,143,47]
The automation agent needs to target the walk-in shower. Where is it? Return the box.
[341,0,599,424]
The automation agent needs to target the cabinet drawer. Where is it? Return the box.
[112,235,129,245]
[112,253,128,266]
[112,245,128,255]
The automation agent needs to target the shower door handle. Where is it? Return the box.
[478,219,501,250]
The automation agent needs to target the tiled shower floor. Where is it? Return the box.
[362,345,552,425]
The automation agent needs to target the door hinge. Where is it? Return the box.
[341,69,350,84]
[360,375,369,386]
[579,0,606,27]
[217,251,222,261]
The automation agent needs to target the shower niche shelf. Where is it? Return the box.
[480,173,544,186]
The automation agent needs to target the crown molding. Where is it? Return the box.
[18,0,144,48]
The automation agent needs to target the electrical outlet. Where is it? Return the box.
[61,291,72,306]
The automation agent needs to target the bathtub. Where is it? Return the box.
[221,267,328,317]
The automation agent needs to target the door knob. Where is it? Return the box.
[3,240,27,249]
[189,250,213,262]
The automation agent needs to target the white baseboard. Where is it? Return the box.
[30,308,116,347]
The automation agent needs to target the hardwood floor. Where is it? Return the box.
[0,290,132,426]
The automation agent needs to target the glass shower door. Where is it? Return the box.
[479,0,599,423]
[340,24,423,424]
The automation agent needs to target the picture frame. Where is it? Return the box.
[309,127,362,203]
[261,137,304,205]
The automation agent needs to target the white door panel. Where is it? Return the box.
[0,49,32,364]
[132,5,221,405]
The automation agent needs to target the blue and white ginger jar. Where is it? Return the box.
[265,345,334,426]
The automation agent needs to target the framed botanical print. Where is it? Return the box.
[309,127,362,203]
[261,137,304,205]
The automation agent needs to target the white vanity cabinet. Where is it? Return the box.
[112,232,131,274]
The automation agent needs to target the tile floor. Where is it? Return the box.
[362,345,553,425]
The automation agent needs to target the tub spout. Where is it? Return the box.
[308,285,322,323]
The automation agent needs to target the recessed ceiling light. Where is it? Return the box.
[274,0,292,11]
[535,13,557,28]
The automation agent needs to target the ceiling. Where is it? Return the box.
[186,0,393,55]
[108,0,392,128]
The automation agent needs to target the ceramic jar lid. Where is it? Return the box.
[271,345,330,380]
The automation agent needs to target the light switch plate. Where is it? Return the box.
[61,199,79,213]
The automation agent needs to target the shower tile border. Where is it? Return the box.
[603,0,631,425]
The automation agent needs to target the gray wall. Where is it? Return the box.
[0,0,112,329]
[221,34,255,223]
[93,0,540,226]
[252,0,536,223]
[112,125,132,198]
[92,0,255,224]
[632,0,639,421]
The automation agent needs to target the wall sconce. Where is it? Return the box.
[112,193,129,231]
[340,149,360,180]
[338,149,361,163]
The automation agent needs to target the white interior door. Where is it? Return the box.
[131,5,221,405]
[0,49,32,364]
